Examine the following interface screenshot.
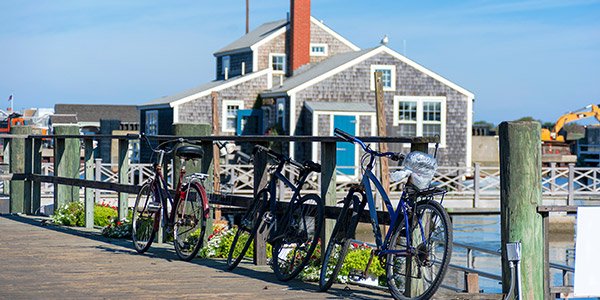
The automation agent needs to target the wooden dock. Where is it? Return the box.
[0,214,503,300]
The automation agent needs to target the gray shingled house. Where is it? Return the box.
[137,0,474,168]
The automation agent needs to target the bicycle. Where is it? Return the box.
[319,128,452,300]
[131,134,210,261]
[226,145,324,282]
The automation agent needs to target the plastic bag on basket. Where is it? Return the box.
[390,151,438,190]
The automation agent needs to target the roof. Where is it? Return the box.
[138,80,227,108]
[305,101,375,112]
[49,114,77,124]
[214,19,288,55]
[54,104,139,123]
[262,46,474,99]
[262,48,376,96]
[139,68,273,108]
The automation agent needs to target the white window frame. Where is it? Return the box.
[393,96,446,147]
[310,43,328,57]
[370,65,396,92]
[269,53,286,74]
[222,100,244,133]
[145,110,158,135]
[221,56,230,75]
[276,98,286,131]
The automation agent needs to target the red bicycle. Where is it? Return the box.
[131,134,210,261]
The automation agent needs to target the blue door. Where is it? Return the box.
[237,109,263,135]
[334,115,356,175]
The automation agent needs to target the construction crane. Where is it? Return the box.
[541,104,600,142]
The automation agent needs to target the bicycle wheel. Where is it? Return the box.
[173,183,207,261]
[319,193,360,292]
[226,188,268,270]
[386,200,452,300]
[132,182,160,253]
[272,193,324,282]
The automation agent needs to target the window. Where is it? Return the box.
[310,43,328,56]
[370,65,396,91]
[222,56,230,75]
[276,98,286,131]
[222,100,244,133]
[270,53,286,73]
[145,110,158,135]
[393,96,446,145]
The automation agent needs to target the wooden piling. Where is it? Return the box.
[253,148,268,265]
[84,139,94,228]
[321,141,337,254]
[499,121,543,300]
[53,125,80,208]
[9,125,32,213]
[117,138,129,220]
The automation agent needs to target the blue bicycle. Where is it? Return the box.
[319,128,452,300]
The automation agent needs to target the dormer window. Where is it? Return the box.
[270,53,286,73]
[310,43,328,56]
[222,56,230,75]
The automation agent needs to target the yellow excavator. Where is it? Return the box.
[541,104,600,142]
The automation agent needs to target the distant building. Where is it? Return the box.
[53,104,139,134]
[138,0,474,167]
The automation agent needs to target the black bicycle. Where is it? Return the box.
[131,134,210,261]
[226,145,324,282]
[319,129,452,300]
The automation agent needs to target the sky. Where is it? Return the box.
[1,0,599,126]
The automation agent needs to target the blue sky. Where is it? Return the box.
[1,0,599,125]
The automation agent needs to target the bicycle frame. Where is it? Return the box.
[146,149,209,231]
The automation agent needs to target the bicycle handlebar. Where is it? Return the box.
[334,128,404,162]
[134,133,203,154]
[253,145,319,171]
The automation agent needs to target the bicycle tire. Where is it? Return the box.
[132,182,160,253]
[173,183,207,261]
[386,200,452,300]
[272,193,324,282]
[319,193,360,292]
[226,188,268,270]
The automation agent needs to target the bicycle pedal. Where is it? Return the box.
[348,269,367,281]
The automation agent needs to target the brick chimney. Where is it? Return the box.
[289,0,310,75]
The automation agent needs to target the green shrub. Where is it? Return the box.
[52,202,85,226]
[94,204,118,227]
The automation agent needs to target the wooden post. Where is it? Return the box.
[567,163,574,205]
[84,138,94,228]
[374,71,390,204]
[53,125,80,208]
[411,137,429,154]
[253,148,268,265]
[117,138,129,220]
[321,141,337,256]
[9,126,32,213]
[499,121,543,300]
[194,124,213,243]
[465,273,480,293]
[211,91,222,220]
[474,163,480,208]
[173,123,205,180]
[32,138,42,214]
[94,158,102,204]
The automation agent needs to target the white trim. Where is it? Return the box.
[288,49,381,95]
[288,46,473,100]
[173,105,179,123]
[393,96,447,147]
[370,64,396,91]
[169,68,271,108]
[250,26,287,52]
[269,53,286,74]
[310,43,328,57]
[310,16,360,51]
[289,93,297,159]
[222,100,244,133]
[466,96,473,167]
[252,51,258,72]
[381,46,474,99]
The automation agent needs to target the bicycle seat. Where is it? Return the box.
[175,145,204,160]
[303,160,321,173]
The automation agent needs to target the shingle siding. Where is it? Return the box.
[309,22,355,64]
[292,52,469,166]
[217,52,254,80]
[177,74,270,136]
